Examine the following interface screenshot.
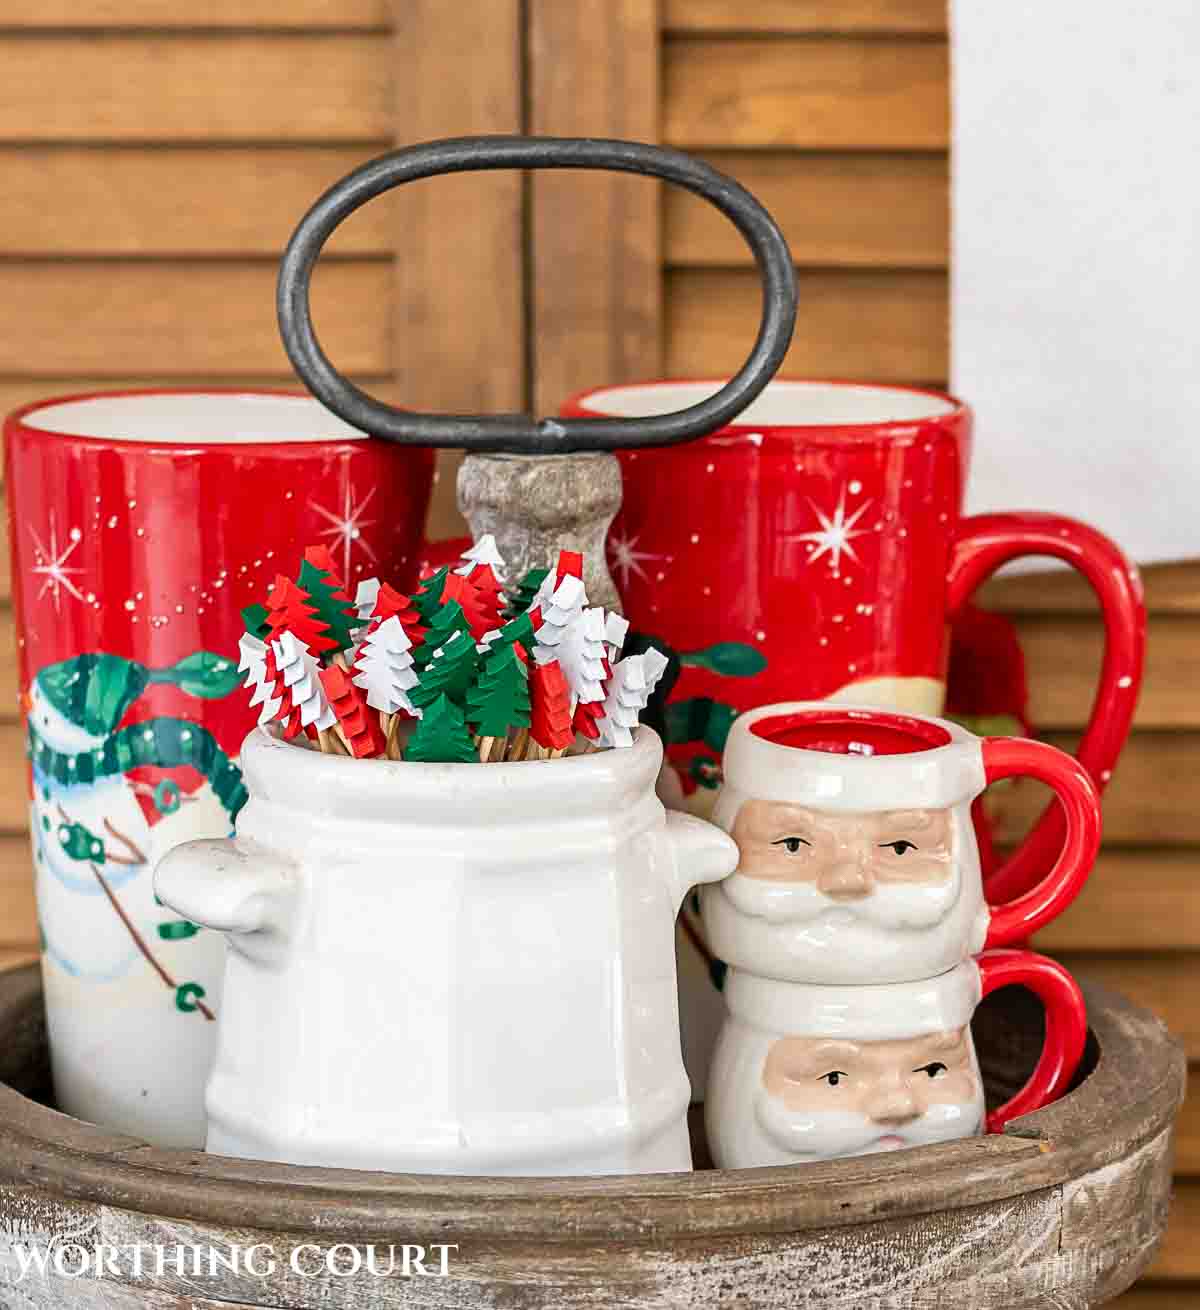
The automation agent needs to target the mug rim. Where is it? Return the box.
[561,376,971,443]
[749,707,954,757]
[3,386,386,454]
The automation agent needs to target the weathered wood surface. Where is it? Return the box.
[0,966,1183,1308]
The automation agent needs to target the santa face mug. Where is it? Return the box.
[3,389,434,1147]
[705,948,1087,1168]
[700,704,1101,986]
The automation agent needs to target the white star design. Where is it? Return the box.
[30,512,85,613]
[608,530,668,589]
[309,478,378,582]
[788,491,873,572]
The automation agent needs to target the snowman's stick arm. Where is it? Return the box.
[103,817,148,866]
[88,861,216,1023]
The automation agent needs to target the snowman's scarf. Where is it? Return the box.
[28,716,248,820]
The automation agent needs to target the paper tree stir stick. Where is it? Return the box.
[237,538,658,763]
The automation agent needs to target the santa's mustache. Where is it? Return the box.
[719,867,961,929]
[754,1088,981,1161]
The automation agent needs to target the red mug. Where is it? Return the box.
[562,379,1145,901]
[4,387,434,1147]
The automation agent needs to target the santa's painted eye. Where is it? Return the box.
[820,1070,848,1087]
[880,840,917,855]
[915,1061,947,1079]
[772,836,811,854]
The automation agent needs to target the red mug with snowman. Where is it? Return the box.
[4,388,433,1148]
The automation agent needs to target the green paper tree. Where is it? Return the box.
[297,557,358,652]
[413,599,472,670]
[405,693,479,764]
[241,603,271,639]
[411,629,480,708]
[411,566,450,623]
[503,567,549,620]
[485,610,536,659]
[466,643,530,738]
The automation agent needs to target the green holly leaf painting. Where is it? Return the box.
[154,651,242,700]
[679,642,767,678]
[665,696,739,753]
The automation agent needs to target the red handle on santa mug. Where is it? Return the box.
[976,948,1087,1131]
[946,513,1145,902]
[980,736,1102,945]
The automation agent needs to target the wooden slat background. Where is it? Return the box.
[0,3,1195,1301]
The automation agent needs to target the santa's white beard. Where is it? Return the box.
[719,868,962,930]
[753,1089,983,1163]
[701,866,988,985]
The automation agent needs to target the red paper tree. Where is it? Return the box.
[303,544,348,591]
[529,660,574,753]
[264,574,338,655]
[470,562,506,634]
[319,664,387,758]
[440,572,491,643]
[371,580,427,650]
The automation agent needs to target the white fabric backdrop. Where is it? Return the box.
[951,0,1200,564]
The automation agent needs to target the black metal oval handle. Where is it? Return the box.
[278,135,797,454]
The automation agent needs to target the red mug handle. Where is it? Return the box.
[980,737,1101,945]
[977,948,1087,1131]
[946,513,1145,902]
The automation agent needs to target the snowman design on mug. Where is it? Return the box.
[706,952,1087,1168]
[701,704,1102,986]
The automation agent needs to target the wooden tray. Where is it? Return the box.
[0,964,1184,1309]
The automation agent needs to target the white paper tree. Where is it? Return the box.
[603,611,630,663]
[553,605,608,710]
[642,646,670,698]
[272,631,337,732]
[455,532,507,581]
[351,614,420,717]
[240,633,284,725]
[598,654,649,749]
[532,574,587,656]
[354,577,382,623]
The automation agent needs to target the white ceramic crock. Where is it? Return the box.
[705,964,987,1169]
[155,726,737,1176]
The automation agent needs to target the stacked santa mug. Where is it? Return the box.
[699,703,1101,1167]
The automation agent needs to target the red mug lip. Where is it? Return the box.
[560,376,971,441]
[749,708,954,757]
[3,386,387,455]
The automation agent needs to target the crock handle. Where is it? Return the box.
[278,136,797,454]
[659,811,739,914]
[155,837,298,966]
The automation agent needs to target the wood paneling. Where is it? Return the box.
[2,147,391,256]
[0,35,390,142]
[663,37,949,150]
[1016,614,1200,730]
[529,0,661,413]
[0,261,390,376]
[1059,956,1200,1059]
[984,560,1200,616]
[667,152,948,269]
[391,0,523,547]
[1034,850,1200,953]
[994,731,1200,847]
[662,0,948,35]
[667,268,947,382]
[0,0,388,27]
[0,836,34,948]
[1174,1088,1200,1178]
